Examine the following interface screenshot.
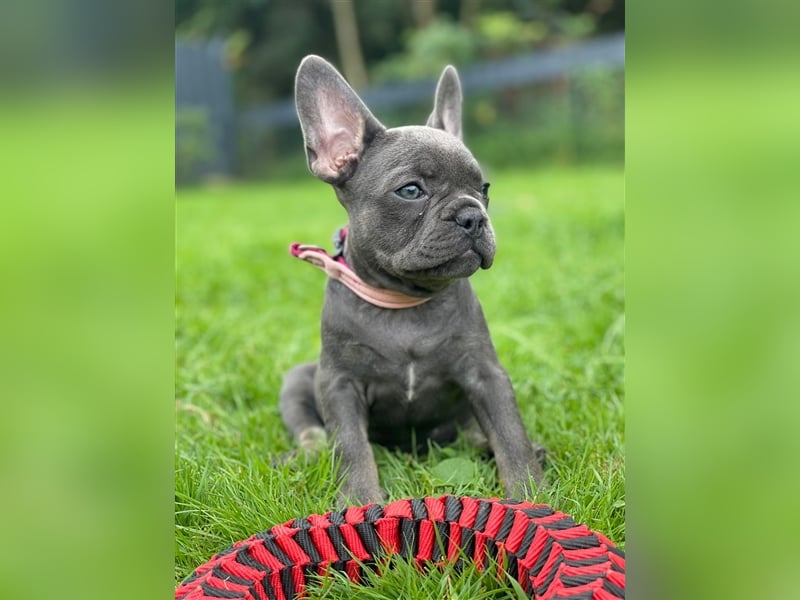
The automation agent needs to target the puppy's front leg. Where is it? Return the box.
[317,373,385,504]
[458,361,545,498]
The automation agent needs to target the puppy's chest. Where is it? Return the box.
[347,334,451,384]
[367,356,449,404]
[338,330,459,409]
[365,357,463,427]
[322,291,470,409]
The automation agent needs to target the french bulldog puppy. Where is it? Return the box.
[280,55,545,503]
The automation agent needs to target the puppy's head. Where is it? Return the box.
[295,56,495,294]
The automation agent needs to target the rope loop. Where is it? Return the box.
[176,495,625,599]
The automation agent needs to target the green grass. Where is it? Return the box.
[175,165,624,596]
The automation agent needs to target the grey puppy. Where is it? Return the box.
[280,55,545,504]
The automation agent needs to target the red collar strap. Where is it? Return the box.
[289,228,432,310]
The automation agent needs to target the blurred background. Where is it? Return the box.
[175,0,624,185]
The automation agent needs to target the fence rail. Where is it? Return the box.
[238,33,624,131]
[176,33,624,179]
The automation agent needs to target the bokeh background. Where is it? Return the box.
[2,1,800,600]
[174,3,627,592]
[175,0,624,185]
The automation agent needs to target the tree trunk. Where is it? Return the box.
[411,0,437,28]
[330,0,368,89]
[460,0,480,27]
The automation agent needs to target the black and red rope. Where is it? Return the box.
[176,495,625,600]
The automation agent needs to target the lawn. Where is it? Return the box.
[175,165,624,596]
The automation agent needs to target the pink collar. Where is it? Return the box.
[289,229,431,310]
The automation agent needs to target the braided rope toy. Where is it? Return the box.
[176,495,625,600]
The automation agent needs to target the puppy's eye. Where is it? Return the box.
[395,183,424,200]
[481,182,491,205]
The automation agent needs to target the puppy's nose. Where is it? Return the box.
[455,206,486,238]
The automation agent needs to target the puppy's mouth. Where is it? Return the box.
[476,243,495,269]
[457,243,494,271]
[394,237,495,282]
[425,249,482,276]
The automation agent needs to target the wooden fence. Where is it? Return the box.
[175,33,624,180]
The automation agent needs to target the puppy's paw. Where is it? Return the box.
[532,442,548,468]
[298,426,328,454]
[271,426,328,467]
[339,474,387,506]
[339,487,387,507]
[462,424,490,452]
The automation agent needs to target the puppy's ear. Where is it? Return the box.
[426,65,462,140]
[295,55,384,184]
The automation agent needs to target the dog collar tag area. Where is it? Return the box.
[289,229,431,310]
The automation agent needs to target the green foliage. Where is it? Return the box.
[430,456,480,487]
[175,165,624,595]
[371,8,604,83]
[476,11,549,57]
[177,1,341,104]
[373,17,478,82]
[464,69,625,168]
[558,12,596,39]
[175,107,214,185]
[175,1,623,102]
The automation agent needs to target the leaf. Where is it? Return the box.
[431,457,478,486]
